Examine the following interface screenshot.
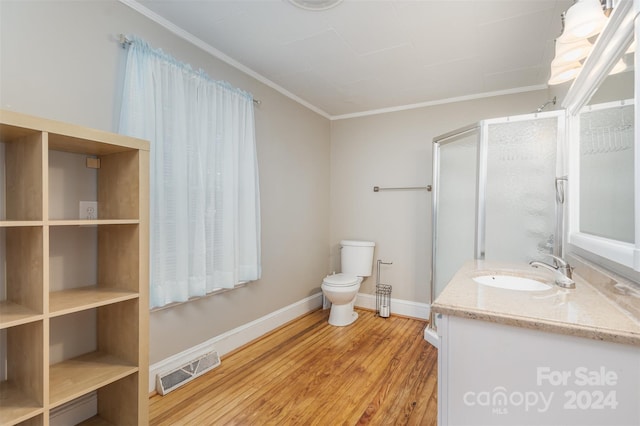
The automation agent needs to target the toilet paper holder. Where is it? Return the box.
[376,259,392,318]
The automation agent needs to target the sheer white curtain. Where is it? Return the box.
[119,37,261,308]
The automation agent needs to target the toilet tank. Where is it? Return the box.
[340,240,375,277]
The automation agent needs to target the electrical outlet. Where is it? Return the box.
[79,201,98,220]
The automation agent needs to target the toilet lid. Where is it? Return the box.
[323,273,359,286]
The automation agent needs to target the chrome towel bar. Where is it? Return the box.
[373,185,432,192]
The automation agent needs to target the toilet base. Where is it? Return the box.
[328,304,359,327]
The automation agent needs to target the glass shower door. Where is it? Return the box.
[433,127,479,299]
[482,115,561,263]
[431,112,564,312]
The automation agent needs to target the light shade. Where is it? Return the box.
[548,62,582,85]
[609,58,628,75]
[558,0,607,43]
[551,38,593,66]
[626,40,636,54]
[288,0,342,11]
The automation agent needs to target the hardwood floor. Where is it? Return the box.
[150,308,438,425]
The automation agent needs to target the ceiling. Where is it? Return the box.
[129,0,573,119]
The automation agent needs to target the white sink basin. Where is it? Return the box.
[473,274,552,291]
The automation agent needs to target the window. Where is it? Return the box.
[119,37,261,308]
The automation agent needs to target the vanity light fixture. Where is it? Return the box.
[552,38,593,64]
[548,0,611,85]
[557,0,608,43]
[549,61,583,85]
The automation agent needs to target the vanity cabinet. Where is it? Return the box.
[436,314,640,426]
[0,110,149,425]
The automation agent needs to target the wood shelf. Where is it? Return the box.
[1,109,147,154]
[1,110,149,424]
[0,380,43,426]
[0,301,42,330]
[49,286,138,317]
[49,351,138,409]
[0,221,43,228]
[47,219,139,226]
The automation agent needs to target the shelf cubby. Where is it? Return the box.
[0,227,44,329]
[97,224,140,293]
[0,321,44,426]
[73,373,140,426]
[48,136,142,222]
[48,223,139,316]
[0,381,43,426]
[0,124,44,223]
[96,150,141,221]
[49,351,137,409]
[49,299,140,414]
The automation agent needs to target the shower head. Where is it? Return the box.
[536,96,557,112]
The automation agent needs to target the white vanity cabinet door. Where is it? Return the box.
[437,314,640,426]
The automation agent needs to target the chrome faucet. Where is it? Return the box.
[529,254,575,289]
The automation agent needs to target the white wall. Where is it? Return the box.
[0,1,331,365]
[330,90,556,303]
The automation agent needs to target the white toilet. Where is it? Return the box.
[322,240,375,326]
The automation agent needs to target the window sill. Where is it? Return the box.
[150,282,249,312]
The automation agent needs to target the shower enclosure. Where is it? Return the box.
[430,111,566,309]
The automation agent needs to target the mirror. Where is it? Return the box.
[579,99,634,243]
[563,1,639,273]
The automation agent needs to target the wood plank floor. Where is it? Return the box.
[150,309,437,425]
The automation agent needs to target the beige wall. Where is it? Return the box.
[1,1,567,366]
[330,90,556,303]
[0,1,331,365]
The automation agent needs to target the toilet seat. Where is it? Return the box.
[323,273,359,286]
[321,273,361,327]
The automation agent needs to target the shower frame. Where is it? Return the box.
[429,110,566,329]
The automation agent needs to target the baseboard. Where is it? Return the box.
[49,392,97,426]
[355,293,430,320]
[149,292,427,393]
[424,325,440,348]
[149,292,323,392]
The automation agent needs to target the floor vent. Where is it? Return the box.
[156,350,221,395]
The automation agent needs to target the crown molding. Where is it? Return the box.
[119,0,332,119]
[331,85,549,121]
[119,0,553,122]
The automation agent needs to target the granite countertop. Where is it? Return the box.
[431,259,640,346]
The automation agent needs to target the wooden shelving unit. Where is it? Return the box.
[0,110,149,426]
